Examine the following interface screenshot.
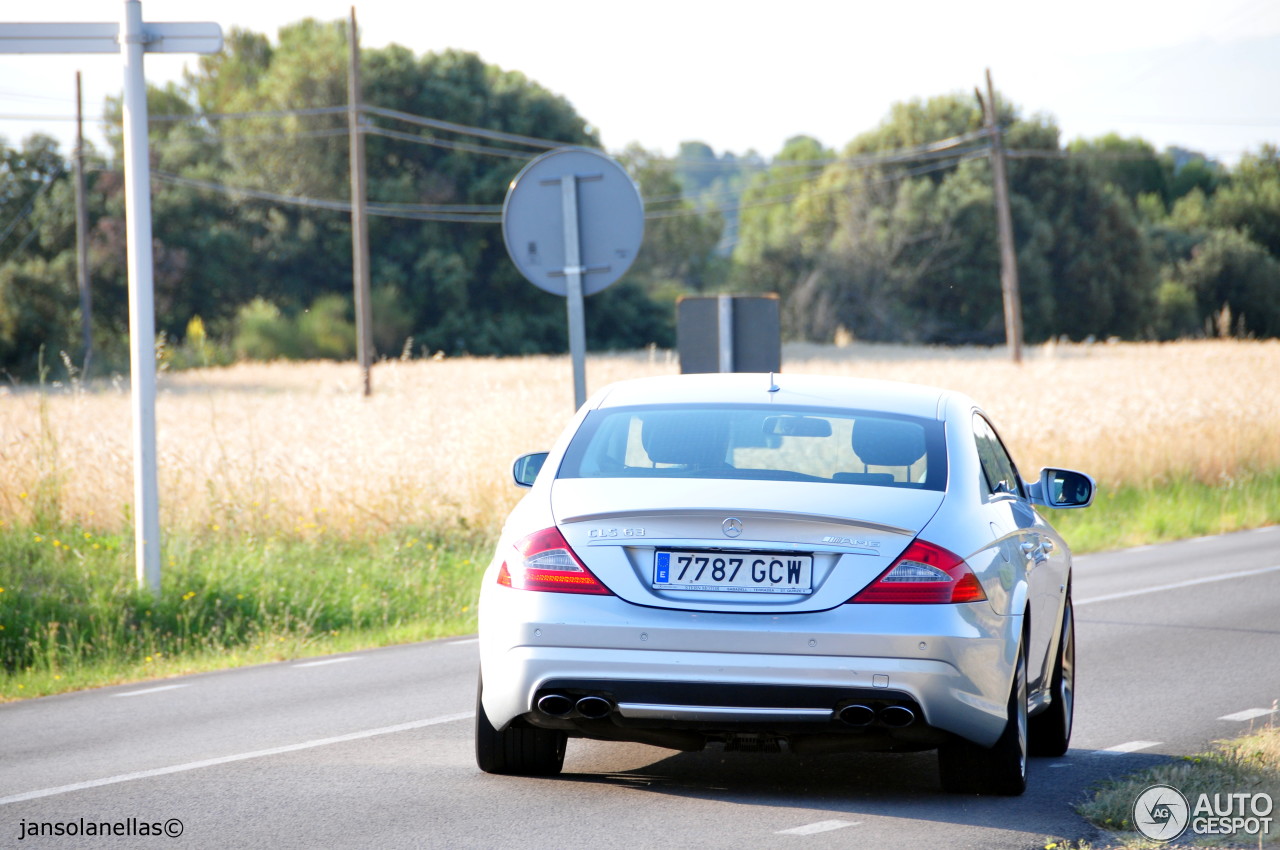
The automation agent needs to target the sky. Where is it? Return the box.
[1,0,1278,166]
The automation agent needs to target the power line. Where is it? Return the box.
[363,124,535,160]
[151,170,503,223]
[647,152,982,222]
[150,106,349,123]
[360,104,570,151]
[646,139,992,214]
[0,166,64,255]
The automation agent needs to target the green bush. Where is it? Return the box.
[233,297,301,360]
[232,295,356,361]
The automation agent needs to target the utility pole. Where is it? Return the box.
[348,6,374,396]
[982,68,1023,364]
[74,70,93,376]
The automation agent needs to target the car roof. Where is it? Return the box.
[590,373,960,421]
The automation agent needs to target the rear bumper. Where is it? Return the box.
[478,587,1020,748]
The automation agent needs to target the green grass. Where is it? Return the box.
[0,525,488,701]
[1052,468,1280,553]
[2,471,1278,702]
[1055,721,1280,849]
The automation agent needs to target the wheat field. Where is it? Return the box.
[3,339,1278,537]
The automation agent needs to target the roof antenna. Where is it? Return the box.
[768,372,780,393]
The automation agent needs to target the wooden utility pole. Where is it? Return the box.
[74,70,93,376]
[348,6,374,396]
[982,68,1023,364]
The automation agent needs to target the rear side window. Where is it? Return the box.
[972,413,1024,497]
[558,404,946,491]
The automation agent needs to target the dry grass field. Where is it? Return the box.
[3,339,1279,538]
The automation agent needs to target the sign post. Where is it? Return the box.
[0,3,222,595]
[502,147,644,410]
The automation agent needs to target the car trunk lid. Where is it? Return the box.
[551,478,944,613]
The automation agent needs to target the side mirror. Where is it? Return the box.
[512,452,549,488]
[1029,467,1095,509]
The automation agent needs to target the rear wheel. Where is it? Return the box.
[1029,595,1074,757]
[939,642,1028,796]
[475,675,566,776]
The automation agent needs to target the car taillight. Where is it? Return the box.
[497,527,612,595]
[848,539,987,604]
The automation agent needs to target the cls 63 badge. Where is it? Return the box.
[589,527,646,539]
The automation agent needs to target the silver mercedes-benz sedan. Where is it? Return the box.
[476,373,1093,795]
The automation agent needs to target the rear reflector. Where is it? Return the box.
[498,527,612,595]
[848,539,987,604]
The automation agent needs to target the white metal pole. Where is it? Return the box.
[717,295,734,373]
[120,0,162,594]
[560,175,587,410]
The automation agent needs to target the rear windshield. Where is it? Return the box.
[558,404,946,491]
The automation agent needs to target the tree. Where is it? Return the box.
[0,135,83,376]
[173,22,625,356]
[1210,145,1280,258]
[1165,228,1280,337]
[619,144,724,298]
[1068,134,1169,205]
[730,94,1159,344]
[732,135,830,308]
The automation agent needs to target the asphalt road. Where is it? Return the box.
[2,527,1278,849]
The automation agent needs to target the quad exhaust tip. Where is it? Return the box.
[879,705,916,728]
[536,693,615,719]
[537,694,574,718]
[575,695,613,720]
[837,704,876,727]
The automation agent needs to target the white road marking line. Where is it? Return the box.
[448,638,479,645]
[1075,564,1280,606]
[292,657,358,668]
[0,711,474,806]
[1219,708,1278,722]
[110,684,189,698]
[1096,741,1161,755]
[776,820,861,836]
[1048,763,1072,768]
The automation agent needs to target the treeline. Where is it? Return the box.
[1,18,1278,381]
[733,107,1280,345]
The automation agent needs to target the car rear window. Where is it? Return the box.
[557,404,946,490]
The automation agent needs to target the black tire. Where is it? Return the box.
[1029,594,1074,757]
[474,675,566,776]
[939,642,1028,796]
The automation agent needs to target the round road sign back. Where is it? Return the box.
[502,147,644,296]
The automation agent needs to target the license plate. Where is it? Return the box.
[653,550,813,594]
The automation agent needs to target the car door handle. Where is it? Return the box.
[1022,540,1053,563]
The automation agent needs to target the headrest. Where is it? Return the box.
[641,412,729,467]
[852,418,926,467]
